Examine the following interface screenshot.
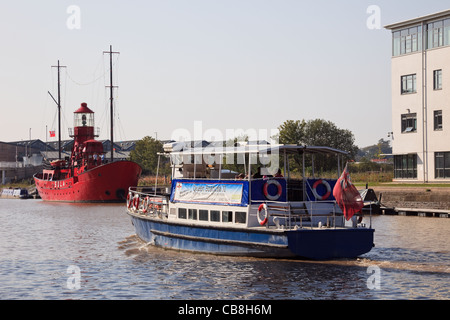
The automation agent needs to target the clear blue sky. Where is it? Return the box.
[0,0,449,148]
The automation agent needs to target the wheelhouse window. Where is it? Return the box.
[394,154,417,179]
[433,69,442,90]
[401,74,417,94]
[401,113,417,133]
[434,110,443,130]
[435,152,450,178]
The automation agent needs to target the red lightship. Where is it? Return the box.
[34,103,142,202]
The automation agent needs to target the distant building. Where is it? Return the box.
[385,9,450,182]
[0,138,139,184]
[0,140,44,184]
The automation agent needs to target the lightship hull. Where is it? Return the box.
[34,160,141,202]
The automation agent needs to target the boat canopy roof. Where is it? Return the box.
[163,142,348,156]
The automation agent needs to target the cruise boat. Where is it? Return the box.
[126,142,374,260]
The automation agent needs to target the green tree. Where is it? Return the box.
[277,119,358,174]
[129,136,167,175]
[278,120,306,145]
[276,120,306,171]
[303,119,358,159]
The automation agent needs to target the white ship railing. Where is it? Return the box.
[127,187,169,217]
[258,200,371,230]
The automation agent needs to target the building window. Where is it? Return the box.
[433,69,442,90]
[435,152,450,178]
[428,20,444,48]
[401,74,416,94]
[401,113,417,133]
[394,154,417,179]
[434,110,443,130]
[446,19,450,46]
[427,18,450,49]
[392,26,422,56]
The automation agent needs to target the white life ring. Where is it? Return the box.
[263,179,282,201]
[312,179,331,200]
[127,192,133,209]
[257,203,268,226]
[132,194,140,211]
[142,196,150,213]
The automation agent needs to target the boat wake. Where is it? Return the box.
[118,234,449,276]
[353,257,450,274]
[117,235,144,256]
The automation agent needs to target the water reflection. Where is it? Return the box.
[0,199,448,299]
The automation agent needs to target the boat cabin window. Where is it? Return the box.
[210,210,220,222]
[222,211,233,223]
[178,208,187,219]
[199,209,208,221]
[188,209,197,220]
[176,207,247,224]
[235,212,246,224]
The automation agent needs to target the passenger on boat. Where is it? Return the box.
[253,166,263,179]
[274,168,283,177]
[235,173,245,180]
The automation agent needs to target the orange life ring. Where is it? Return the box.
[257,203,268,226]
[263,180,282,201]
[312,179,331,200]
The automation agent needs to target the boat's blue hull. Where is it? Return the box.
[128,214,374,260]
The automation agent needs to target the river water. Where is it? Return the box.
[0,198,448,300]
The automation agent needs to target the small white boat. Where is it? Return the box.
[126,142,374,260]
[0,188,30,199]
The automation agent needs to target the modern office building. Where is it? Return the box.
[385,9,450,182]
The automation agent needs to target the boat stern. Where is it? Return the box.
[286,227,375,260]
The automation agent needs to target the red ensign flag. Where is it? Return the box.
[332,164,364,221]
[49,130,56,137]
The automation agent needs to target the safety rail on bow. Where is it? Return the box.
[127,187,169,217]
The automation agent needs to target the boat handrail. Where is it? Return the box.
[256,200,370,230]
[126,187,170,218]
[256,200,337,229]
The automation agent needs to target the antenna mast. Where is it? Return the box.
[103,45,119,162]
[50,60,66,159]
